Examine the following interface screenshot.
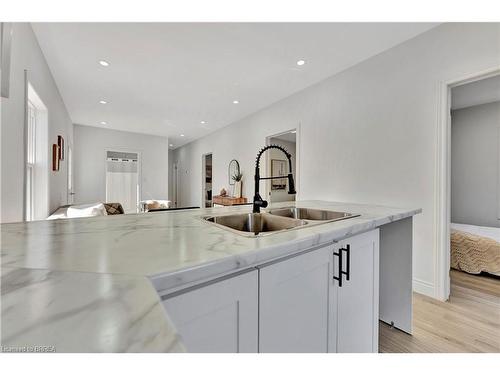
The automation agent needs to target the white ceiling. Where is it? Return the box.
[32,23,438,148]
[451,74,500,110]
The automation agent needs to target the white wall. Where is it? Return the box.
[451,101,500,227]
[1,23,73,223]
[73,124,169,205]
[172,23,500,298]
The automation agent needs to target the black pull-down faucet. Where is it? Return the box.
[253,144,296,213]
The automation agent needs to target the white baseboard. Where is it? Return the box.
[413,278,435,297]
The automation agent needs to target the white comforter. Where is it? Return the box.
[451,223,500,243]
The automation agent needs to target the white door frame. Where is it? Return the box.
[67,146,74,204]
[201,152,213,208]
[264,124,301,204]
[172,162,179,208]
[435,66,500,301]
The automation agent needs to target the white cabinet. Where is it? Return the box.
[258,246,333,352]
[331,229,379,353]
[162,229,379,353]
[162,270,258,353]
[257,229,379,353]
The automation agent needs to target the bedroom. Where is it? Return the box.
[449,73,500,307]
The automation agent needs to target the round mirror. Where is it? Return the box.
[228,159,240,186]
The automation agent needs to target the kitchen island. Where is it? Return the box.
[1,201,420,352]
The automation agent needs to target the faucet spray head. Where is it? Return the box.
[287,173,296,195]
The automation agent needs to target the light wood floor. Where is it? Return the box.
[379,270,500,352]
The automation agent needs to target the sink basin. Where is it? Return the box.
[204,207,359,237]
[267,207,359,222]
[204,212,308,236]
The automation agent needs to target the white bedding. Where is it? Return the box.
[47,203,108,220]
[67,203,108,218]
[451,223,500,243]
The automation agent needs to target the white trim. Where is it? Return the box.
[201,152,213,208]
[412,278,435,297]
[23,70,28,221]
[26,101,36,221]
[67,146,73,204]
[172,162,179,208]
[435,66,500,301]
[498,128,500,221]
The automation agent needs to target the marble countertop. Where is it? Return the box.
[1,200,421,352]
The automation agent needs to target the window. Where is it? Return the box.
[25,100,36,221]
[25,83,48,221]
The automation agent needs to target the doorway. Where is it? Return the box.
[448,74,500,288]
[105,150,141,213]
[436,68,500,301]
[265,129,298,204]
[202,153,213,208]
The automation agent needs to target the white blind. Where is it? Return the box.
[105,152,139,213]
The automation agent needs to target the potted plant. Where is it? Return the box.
[232,172,243,198]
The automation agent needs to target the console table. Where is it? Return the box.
[213,196,248,206]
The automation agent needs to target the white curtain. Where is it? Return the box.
[106,156,138,213]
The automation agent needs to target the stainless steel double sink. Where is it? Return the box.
[203,207,360,237]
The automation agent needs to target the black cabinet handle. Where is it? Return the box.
[334,244,350,286]
[333,248,343,287]
[341,244,350,281]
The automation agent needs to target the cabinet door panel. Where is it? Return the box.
[259,247,332,353]
[336,229,379,353]
[163,270,258,353]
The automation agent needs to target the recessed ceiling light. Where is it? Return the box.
[296,60,305,66]
[100,121,107,125]
[180,134,185,137]
[169,144,174,147]
[99,60,110,67]
[291,130,297,133]
[233,100,239,104]
[200,121,206,124]
[99,100,107,104]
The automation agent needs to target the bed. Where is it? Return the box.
[450,223,500,276]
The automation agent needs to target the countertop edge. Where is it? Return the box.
[150,207,421,294]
